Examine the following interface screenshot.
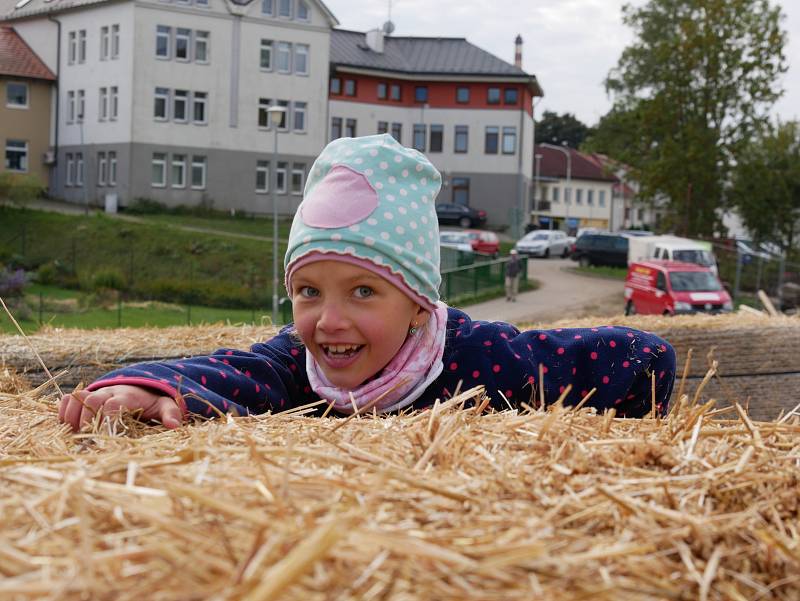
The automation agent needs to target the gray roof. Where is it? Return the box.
[331,28,537,81]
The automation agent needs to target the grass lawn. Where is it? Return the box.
[570,265,628,280]
[132,213,292,239]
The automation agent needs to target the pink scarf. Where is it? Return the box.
[306,302,448,414]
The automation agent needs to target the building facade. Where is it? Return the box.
[2,0,337,213]
[0,25,55,186]
[328,29,542,232]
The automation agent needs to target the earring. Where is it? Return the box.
[409,323,419,336]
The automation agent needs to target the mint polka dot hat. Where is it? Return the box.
[285,134,442,311]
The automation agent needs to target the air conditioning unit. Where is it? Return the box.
[43,150,56,165]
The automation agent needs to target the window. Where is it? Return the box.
[277,99,289,129]
[195,31,209,63]
[598,190,606,207]
[66,153,74,185]
[456,87,469,103]
[278,0,291,17]
[154,87,169,120]
[276,161,288,193]
[487,87,501,104]
[391,122,402,143]
[502,126,516,154]
[297,0,309,20]
[76,153,84,186]
[171,154,186,188]
[575,189,583,205]
[261,0,273,15]
[377,82,387,99]
[111,24,120,59]
[390,84,401,101]
[192,92,207,124]
[108,151,117,185]
[196,0,209,7]
[175,28,190,61]
[452,177,469,205]
[77,90,85,122]
[454,125,468,153]
[99,87,108,120]
[345,118,356,138]
[4,140,27,172]
[638,208,645,220]
[6,82,28,108]
[565,187,572,204]
[330,77,341,94]
[256,160,269,193]
[344,79,356,96]
[484,126,499,154]
[173,90,188,122]
[67,91,75,122]
[156,25,170,58]
[97,151,107,186]
[377,121,388,134]
[552,187,560,202]
[330,117,342,140]
[291,163,304,194]
[191,156,206,189]
[413,124,426,151]
[100,26,110,60]
[587,190,594,206]
[78,30,86,63]
[260,40,273,70]
[504,88,518,104]
[293,101,306,132]
[294,44,309,75]
[277,42,291,73]
[258,97,271,128]
[68,31,77,64]
[414,86,428,103]
[110,86,118,120]
[152,153,167,187]
[429,124,443,152]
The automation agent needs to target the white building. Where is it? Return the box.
[1,0,337,213]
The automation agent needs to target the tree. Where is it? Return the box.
[598,0,787,237]
[730,121,800,253]
[535,111,593,149]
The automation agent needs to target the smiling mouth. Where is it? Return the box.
[321,344,365,359]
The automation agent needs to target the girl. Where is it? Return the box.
[59,135,676,431]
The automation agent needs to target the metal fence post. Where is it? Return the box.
[733,252,743,300]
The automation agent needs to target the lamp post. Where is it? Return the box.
[533,152,542,229]
[541,142,571,233]
[267,104,287,325]
[78,112,89,215]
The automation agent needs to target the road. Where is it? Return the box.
[462,258,625,325]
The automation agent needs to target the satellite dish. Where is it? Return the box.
[382,20,395,35]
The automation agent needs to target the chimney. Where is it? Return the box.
[365,28,385,54]
[514,34,523,68]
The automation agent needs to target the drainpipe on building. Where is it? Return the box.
[516,93,525,240]
[48,15,61,194]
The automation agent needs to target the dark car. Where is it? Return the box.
[570,233,629,268]
[435,203,487,228]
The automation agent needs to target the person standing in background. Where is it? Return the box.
[505,249,521,302]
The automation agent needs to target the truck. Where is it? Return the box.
[626,235,718,274]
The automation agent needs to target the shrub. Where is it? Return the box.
[0,172,45,206]
[125,198,168,215]
[0,266,29,297]
[90,268,126,291]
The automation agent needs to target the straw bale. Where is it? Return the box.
[1,377,799,600]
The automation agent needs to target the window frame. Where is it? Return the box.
[156,25,171,59]
[173,89,189,123]
[154,87,170,120]
[67,90,75,123]
[66,153,75,186]
[108,151,117,186]
[390,122,402,143]
[454,125,468,153]
[377,82,387,100]
[151,152,167,187]
[296,0,310,20]
[258,97,272,129]
[293,101,307,132]
[75,152,84,186]
[455,86,469,104]
[97,151,107,186]
[78,30,86,63]
[4,139,28,172]
[260,39,273,71]
[293,43,309,75]
[377,120,388,134]
[501,126,516,155]
[261,0,274,16]
[389,83,401,101]
[276,99,290,130]
[429,124,443,152]
[412,123,426,152]
[503,87,519,105]
[343,79,356,97]
[330,116,342,140]
[111,24,120,59]
[6,81,29,109]
[109,86,118,120]
[344,118,357,138]
[191,155,206,190]
[68,31,77,64]
[100,25,110,60]
[98,87,108,121]
[276,41,292,73]
[414,86,428,103]
[278,0,292,18]
[194,31,209,64]
[256,160,270,193]
[486,87,501,105]
[276,161,288,193]
[171,153,187,189]
[329,77,341,95]
[291,163,305,195]
[175,27,191,62]
[598,190,606,207]
[76,90,85,122]
[484,126,499,154]
[192,91,208,125]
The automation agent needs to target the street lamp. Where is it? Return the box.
[533,152,542,228]
[267,104,287,325]
[541,142,571,233]
[78,111,89,215]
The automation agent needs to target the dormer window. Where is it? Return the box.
[297,0,309,20]
[278,0,291,18]
[261,0,273,15]
[414,86,428,103]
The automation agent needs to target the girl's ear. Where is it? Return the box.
[411,304,432,329]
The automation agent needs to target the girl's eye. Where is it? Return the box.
[299,286,320,298]
[354,286,374,298]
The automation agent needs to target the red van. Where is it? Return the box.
[624,260,733,315]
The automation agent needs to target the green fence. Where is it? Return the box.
[440,256,528,304]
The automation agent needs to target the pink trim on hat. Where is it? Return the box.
[286,250,436,312]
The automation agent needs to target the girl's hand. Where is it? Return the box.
[58,385,184,431]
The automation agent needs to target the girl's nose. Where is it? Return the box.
[317,300,351,332]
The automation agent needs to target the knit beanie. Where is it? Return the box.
[284,134,442,311]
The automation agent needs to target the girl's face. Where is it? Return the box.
[291,261,430,390]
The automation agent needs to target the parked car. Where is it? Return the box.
[624,260,733,315]
[435,203,487,228]
[570,233,629,267]
[439,230,474,253]
[464,229,500,257]
[515,230,569,258]
[618,229,655,237]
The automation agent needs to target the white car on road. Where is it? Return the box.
[515,230,570,258]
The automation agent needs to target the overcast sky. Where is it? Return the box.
[323,0,800,127]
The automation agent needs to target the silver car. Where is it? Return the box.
[515,230,569,258]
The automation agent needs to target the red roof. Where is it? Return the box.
[0,26,55,80]
[535,144,617,182]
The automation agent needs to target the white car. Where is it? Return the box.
[439,230,474,253]
[515,230,569,258]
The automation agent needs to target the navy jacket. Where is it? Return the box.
[88,307,676,418]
